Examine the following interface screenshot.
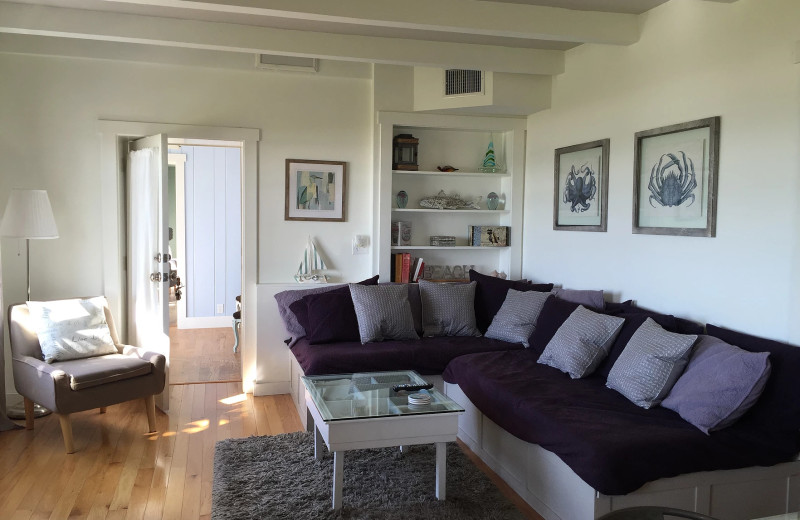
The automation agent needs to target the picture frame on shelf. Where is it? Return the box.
[285,159,346,222]
[553,139,609,232]
[632,117,720,237]
[469,225,508,247]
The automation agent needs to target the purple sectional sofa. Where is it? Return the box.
[279,275,800,519]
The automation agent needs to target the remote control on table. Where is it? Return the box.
[392,383,434,393]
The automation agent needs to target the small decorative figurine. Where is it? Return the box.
[436,165,459,172]
[396,190,409,208]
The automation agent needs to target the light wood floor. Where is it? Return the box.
[169,327,241,384]
[0,384,541,519]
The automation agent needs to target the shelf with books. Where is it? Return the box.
[391,209,509,214]
[390,246,508,250]
[378,112,525,281]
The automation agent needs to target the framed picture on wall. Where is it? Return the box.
[632,116,719,237]
[285,159,347,222]
[553,139,609,232]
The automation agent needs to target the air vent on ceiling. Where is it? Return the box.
[255,54,318,73]
[444,69,483,96]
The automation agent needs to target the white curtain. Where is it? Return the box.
[127,148,160,348]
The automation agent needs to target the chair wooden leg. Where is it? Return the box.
[144,395,157,433]
[57,414,75,454]
[23,397,34,430]
[99,407,107,414]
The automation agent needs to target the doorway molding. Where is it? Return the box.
[98,120,260,393]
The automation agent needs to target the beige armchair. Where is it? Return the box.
[7,299,166,453]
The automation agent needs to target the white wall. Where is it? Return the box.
[524,0,800,345]
[0,53,374,394]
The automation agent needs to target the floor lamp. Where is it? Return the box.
[0,189,59,420]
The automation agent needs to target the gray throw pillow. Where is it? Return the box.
[349,284,419,343]
[552,288,605,309]
[537,305,625,378]
[606,317,698,409]
[661,335,771,434]
[485,289,551,347]
[418,280,480,337]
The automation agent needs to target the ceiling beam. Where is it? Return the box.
[105,0,640,45]
[0,3,564,75]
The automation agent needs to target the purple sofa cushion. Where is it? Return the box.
[443,349,797,495]
[291,335,524,376]
[285,275,379,341]
[662,335,771,434]
[469,269,553,334]
[706,325,800,442]
[552,288,605,309]
[605,302,704,336]
[303,290,362,344]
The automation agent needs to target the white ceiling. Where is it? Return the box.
[0,0,705,74]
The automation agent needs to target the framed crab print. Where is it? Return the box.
[553,139,609,232]
[633,117,720,237]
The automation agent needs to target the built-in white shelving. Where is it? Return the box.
[392,209,510,215]
[376,112,526,281]
[390,246,509,251]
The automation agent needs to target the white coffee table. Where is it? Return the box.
[302,370,464,510]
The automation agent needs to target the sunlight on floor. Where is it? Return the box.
[182,419,210,433]
[220,393,247,405]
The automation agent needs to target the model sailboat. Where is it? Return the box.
[295,237,329,283]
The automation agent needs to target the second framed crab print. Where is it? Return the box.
[633,117,720,237]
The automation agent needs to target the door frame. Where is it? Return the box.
[98,120,260,394]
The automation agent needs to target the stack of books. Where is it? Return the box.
[390,253,424,283]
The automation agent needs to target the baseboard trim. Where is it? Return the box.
[253,380,291,396]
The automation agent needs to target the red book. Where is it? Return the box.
[401,253,412,283]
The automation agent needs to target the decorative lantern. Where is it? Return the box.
[392,134,419,171]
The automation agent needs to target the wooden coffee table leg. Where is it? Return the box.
[435,442,446,500]
[333,451,344,510]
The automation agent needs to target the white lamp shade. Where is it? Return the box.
[0,189,59,239]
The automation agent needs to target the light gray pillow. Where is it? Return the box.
[418,280,480,337]
[349,284,419,343]
[606,317,698,409]
[485,289,551,347]
[537,305,625,379]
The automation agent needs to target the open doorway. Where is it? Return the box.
[167,139,243,384]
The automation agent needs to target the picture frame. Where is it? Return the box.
[468,225,508,247]
[553,139,609,232]
[285,159,347,222]
[632,117,719,237]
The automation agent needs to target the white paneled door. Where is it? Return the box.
[127,134,170,411]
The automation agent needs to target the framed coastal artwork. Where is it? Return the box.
[632,117,720,237]
[285,159,347,222]
[553,139,609,232]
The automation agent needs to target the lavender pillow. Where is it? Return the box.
[276,275,378,340]
[662,335,771,434]
[469,269,553,333]
[552,288,605,309]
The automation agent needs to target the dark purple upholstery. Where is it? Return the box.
[469,269,553,333]
[291,335,524,376]
[288,275,379,344]
[443,349,798,495]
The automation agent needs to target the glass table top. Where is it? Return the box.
[301,370,464,422]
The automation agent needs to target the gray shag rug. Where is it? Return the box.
[212,431,525,520]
